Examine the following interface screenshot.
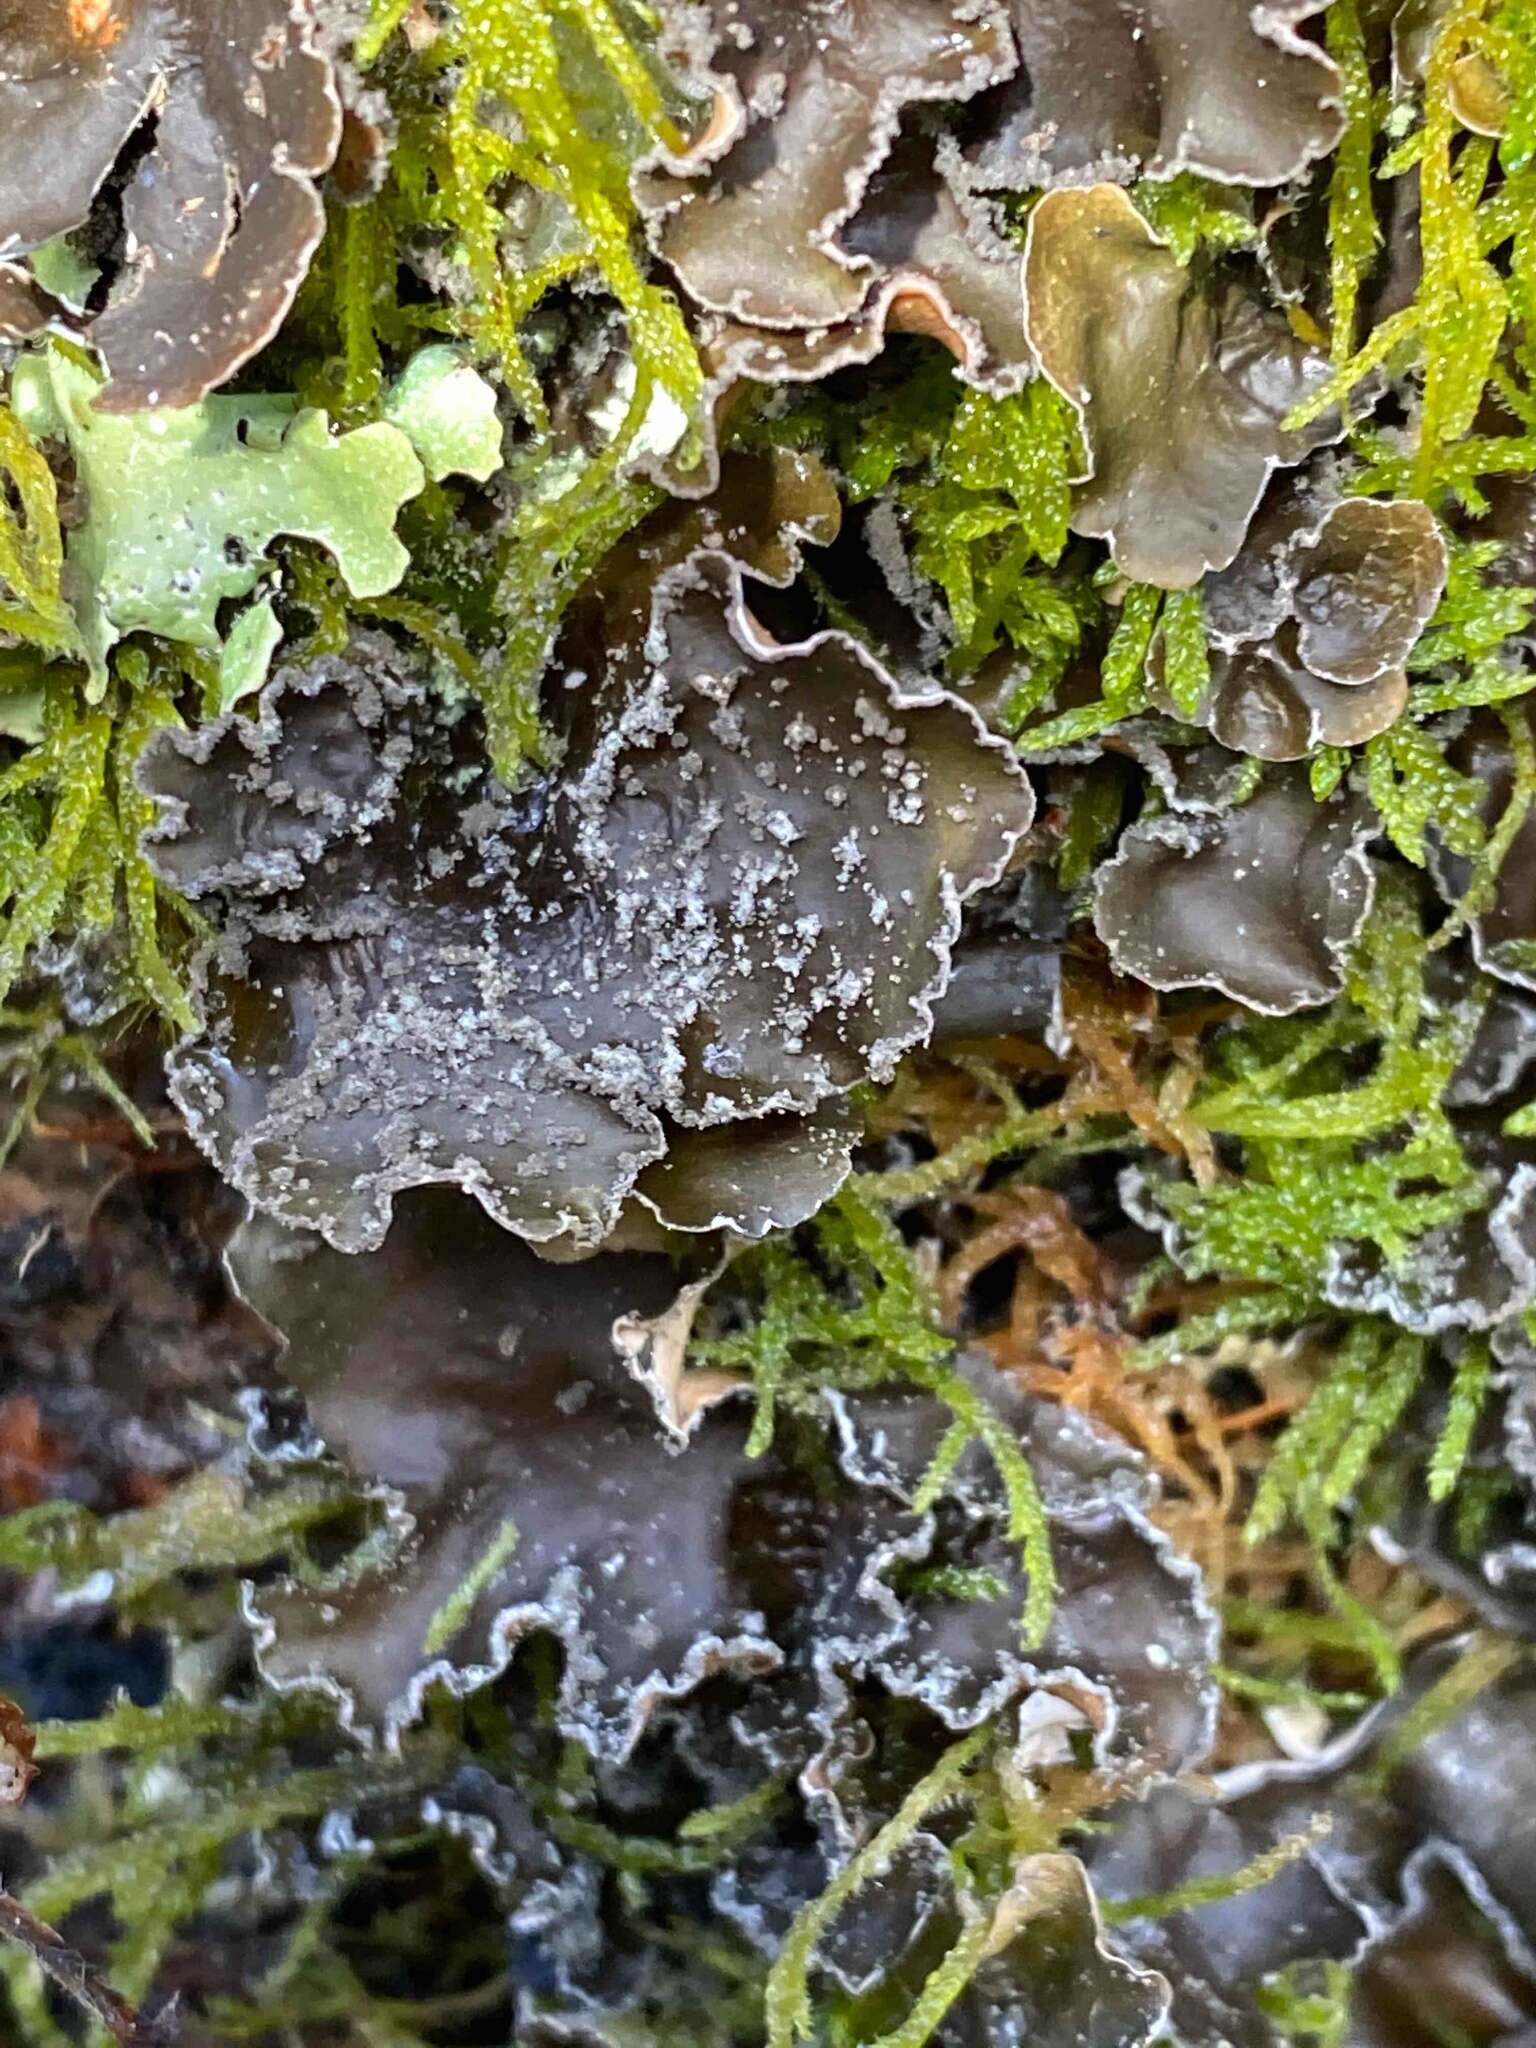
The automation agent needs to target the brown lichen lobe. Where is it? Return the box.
[0,0,342,409]
[637,0,1345,476]
[1154,492,1450,759]
[641,0,1017,331]
[233,1188,775,1755]
[232,1188,1217,1776]
[140,577,1034,1253]
[967,0,1343,190]
[1022,184,1340,589]
[1093,770,1377,1014]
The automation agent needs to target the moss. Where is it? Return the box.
[1255,1960,1356,2048]
[691,1183,1058,1647]
[6,3,1536,2044]
[1119,870,1520,1687]
[1290,0,1536,500]
[902,381,1084,674]
[1129,174,1257,266]
[0,658,194,1029]
[1099,1816,1332,1924]
[763,1727,992,2048]
[0,405,196,1026]
[1323,0,1380,368]
[0,0,703,1017]
[0,405,78,659]
[344,0,705,775]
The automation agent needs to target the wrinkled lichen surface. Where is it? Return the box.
[3,3,1536,2047]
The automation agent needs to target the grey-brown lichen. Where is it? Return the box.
[140,573,1034,1252]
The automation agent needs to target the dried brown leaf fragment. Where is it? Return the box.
[0,1696,35,1805]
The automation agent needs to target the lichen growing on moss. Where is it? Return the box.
[4,2,1536,2046]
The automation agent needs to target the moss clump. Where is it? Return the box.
[6,3,1536,2047]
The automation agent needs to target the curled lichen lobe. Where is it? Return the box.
[139,577,1034,1251]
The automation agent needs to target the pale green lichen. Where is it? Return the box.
[212,597,286,716]
[382,343,506,484]
[12,347,461,691]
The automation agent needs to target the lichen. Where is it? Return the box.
[4,5,1536,2047]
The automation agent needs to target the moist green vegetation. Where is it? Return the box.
[691,1184,1059,1647]
[4,1,1536,2046]
[331,0,704,769]
[757,358,1095,704]
[0,0,698,1042]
